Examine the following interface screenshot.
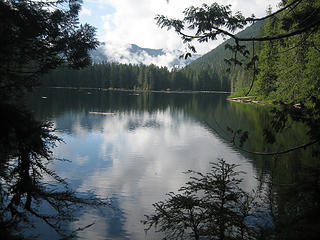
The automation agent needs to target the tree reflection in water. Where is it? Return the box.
[262,159,320,240]
[0,102,111,239]
[143,158,320,240]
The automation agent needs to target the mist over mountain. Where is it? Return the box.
[90,42,200,68]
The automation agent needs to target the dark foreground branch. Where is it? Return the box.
[233,139,320,156]
[176,18,320,43]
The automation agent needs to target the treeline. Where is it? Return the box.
[42,62,230,91]
[253,3,320,105]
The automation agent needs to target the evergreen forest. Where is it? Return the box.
[253,5,320,106]
[42,60,232,91]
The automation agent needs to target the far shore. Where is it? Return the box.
[44,86,232,95]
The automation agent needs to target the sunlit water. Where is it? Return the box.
[25,88,316,239]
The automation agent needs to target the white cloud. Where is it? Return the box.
[100,42,194,67]
[97,0,279,54]
[80,6,92,16]
[100,0,208,52]
[81,0,279,67]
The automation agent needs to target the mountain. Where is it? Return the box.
[90,43,200,68]
[90,43,109,63]
[187,21,264,69]
[129,44,164,57]
[185,21,265,91]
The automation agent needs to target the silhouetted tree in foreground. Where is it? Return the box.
[0,0,98,100]
[143,159,265,240]
[143,158,320,240]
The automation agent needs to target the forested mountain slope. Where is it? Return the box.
[184,21,265,92]
[253,3,320,106]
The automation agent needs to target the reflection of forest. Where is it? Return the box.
[0,101,109,239]
[24,88,320,239]
[26,88,319,175]
[26,88,316,160]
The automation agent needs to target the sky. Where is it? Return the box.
[79,0,280,65]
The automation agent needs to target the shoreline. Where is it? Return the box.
[227,96,268,106]
[44,86,232,95]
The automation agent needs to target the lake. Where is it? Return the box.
[25,88,319,239]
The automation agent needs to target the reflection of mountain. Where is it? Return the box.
[90,43,200,68]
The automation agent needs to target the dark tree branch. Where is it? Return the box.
[233,138,319,156]
[176,18,320,43]
[248,0,303,21]
[277,29,315,54]
[245,40,256,96]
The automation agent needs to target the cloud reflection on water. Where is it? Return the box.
[51,108,257,239]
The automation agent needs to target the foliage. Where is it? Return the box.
[143,159,262,240]
[254,8,279,97]
[157,0,320,51]
[253,0,320,105]
[0,0,98,99]
[156,3,247,45]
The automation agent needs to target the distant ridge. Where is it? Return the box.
[90,43,200,68]
[128,44,164,57]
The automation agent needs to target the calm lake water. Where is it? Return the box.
[25,88,319,239]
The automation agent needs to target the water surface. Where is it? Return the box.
[25,88,318,239]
